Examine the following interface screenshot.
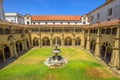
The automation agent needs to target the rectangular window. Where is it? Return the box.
[68,22,70,24]
[33,22,35,25]
[53,22,55,24]
[27,21,29,25]
[27,17,29,19]
[108,8,112,16]
[97,13,100,19]
[83,22,86,24]
[91,16,93,21]
[75,22,77,24]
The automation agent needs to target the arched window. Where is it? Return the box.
[33,38,39,47]
[90,40,96,53]
[53,37,61,46]
[75,37,81,46]
[4,45,11,59]
[95,29,98,33]
[0,28,3,35]
[106,28,111,34]
[16,41,23,54]
[4,28,10,34]
[90,29,93,33]
[42,37,50,46]
[64,37,72,46]
[93,29,96,33]
[0,49,3,62]
[112,28,117,34]
[100,42,112,64]
[101,29,105,34]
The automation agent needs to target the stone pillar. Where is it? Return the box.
[86,29,90,51]
[94,28,101,57]
[109,26,120,69]
[24,40,28,51]
[38,38,41,48]
[72,38,75,47]
[13,42,18,57]
[22,40,25,51]
[2,45,5,62]
[81,29,85,48]
[28,29,33,48]
[62,34,64,47]
[50,34,53,47]
[72,34,75,47]
[39,34,42,48]
[40,37,42,48]
[10,43,18,57]
[10,43,15,57]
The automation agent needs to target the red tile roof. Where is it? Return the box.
[90,19,120,28]
[31,16,81,21]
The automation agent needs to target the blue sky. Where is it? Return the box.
[4,0,105,16]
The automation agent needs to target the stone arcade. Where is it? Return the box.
[0,0,120,71]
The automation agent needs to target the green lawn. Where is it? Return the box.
[0,47,119,80]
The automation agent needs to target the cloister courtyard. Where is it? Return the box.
[0,47,119,80]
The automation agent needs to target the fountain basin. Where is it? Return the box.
[44,56,67,67]
[52,50,61,53]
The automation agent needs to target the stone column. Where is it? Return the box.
[72,38,75,47]
[40,37,42,48]
[22,40,25,51]
[13,42,18,57]
[94,28,101,57]
[10,43,15,57]
[109,26,120,69]
[81,29,85,48]
[2,44,5,62]
[10,42,18,57]
[62,34,64,47]
[50,34,53,47]
[72,34,75,47]
[28,29,33,48]
[24,40,28,51]
[39,34,42,48]
[86,29,90,51]
[38,38,40,48]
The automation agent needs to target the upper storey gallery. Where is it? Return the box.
[24,15,89,25]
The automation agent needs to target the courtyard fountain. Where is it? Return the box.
[44,39,67,67]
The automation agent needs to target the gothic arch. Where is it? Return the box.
[106,28,111,34]
[4,44,11,60]
[75,37,81,46]
[26,39,29,49]
[33,37,39,47]
[53,37,61,46]
[100,42,112,64]
[0,49,3,63]
[16,40,23,54]
[64,37,72,46]
[42,37,50,46]
[90,39,96,53]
